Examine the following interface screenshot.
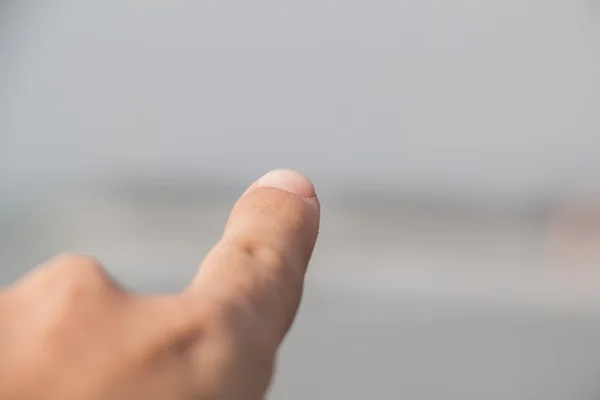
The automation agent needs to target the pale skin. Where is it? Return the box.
[0,169,320,400]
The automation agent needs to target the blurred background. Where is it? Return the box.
[2,1,600,398]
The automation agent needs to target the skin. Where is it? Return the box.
[0,169,320,400]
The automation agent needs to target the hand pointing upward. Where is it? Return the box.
[0,169,320,400]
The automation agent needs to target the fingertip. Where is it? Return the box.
[254,169,318,205]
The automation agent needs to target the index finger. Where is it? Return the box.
[188,170,320,345]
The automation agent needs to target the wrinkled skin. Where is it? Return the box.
[0,170,320,400]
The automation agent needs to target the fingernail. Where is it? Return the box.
[255,169,317,200]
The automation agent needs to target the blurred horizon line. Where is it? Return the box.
[2,171,583,219]
[0,172,572,224]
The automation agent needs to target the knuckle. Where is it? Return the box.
[51,253,102,268]
[233,236,304,297]
[233,236,288,271]
[43,253,118,295]
[53,253,104,277]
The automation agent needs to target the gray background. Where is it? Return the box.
[1,1,600,200]
[2,1,600,399]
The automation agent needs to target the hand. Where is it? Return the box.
[0,170,320,400]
